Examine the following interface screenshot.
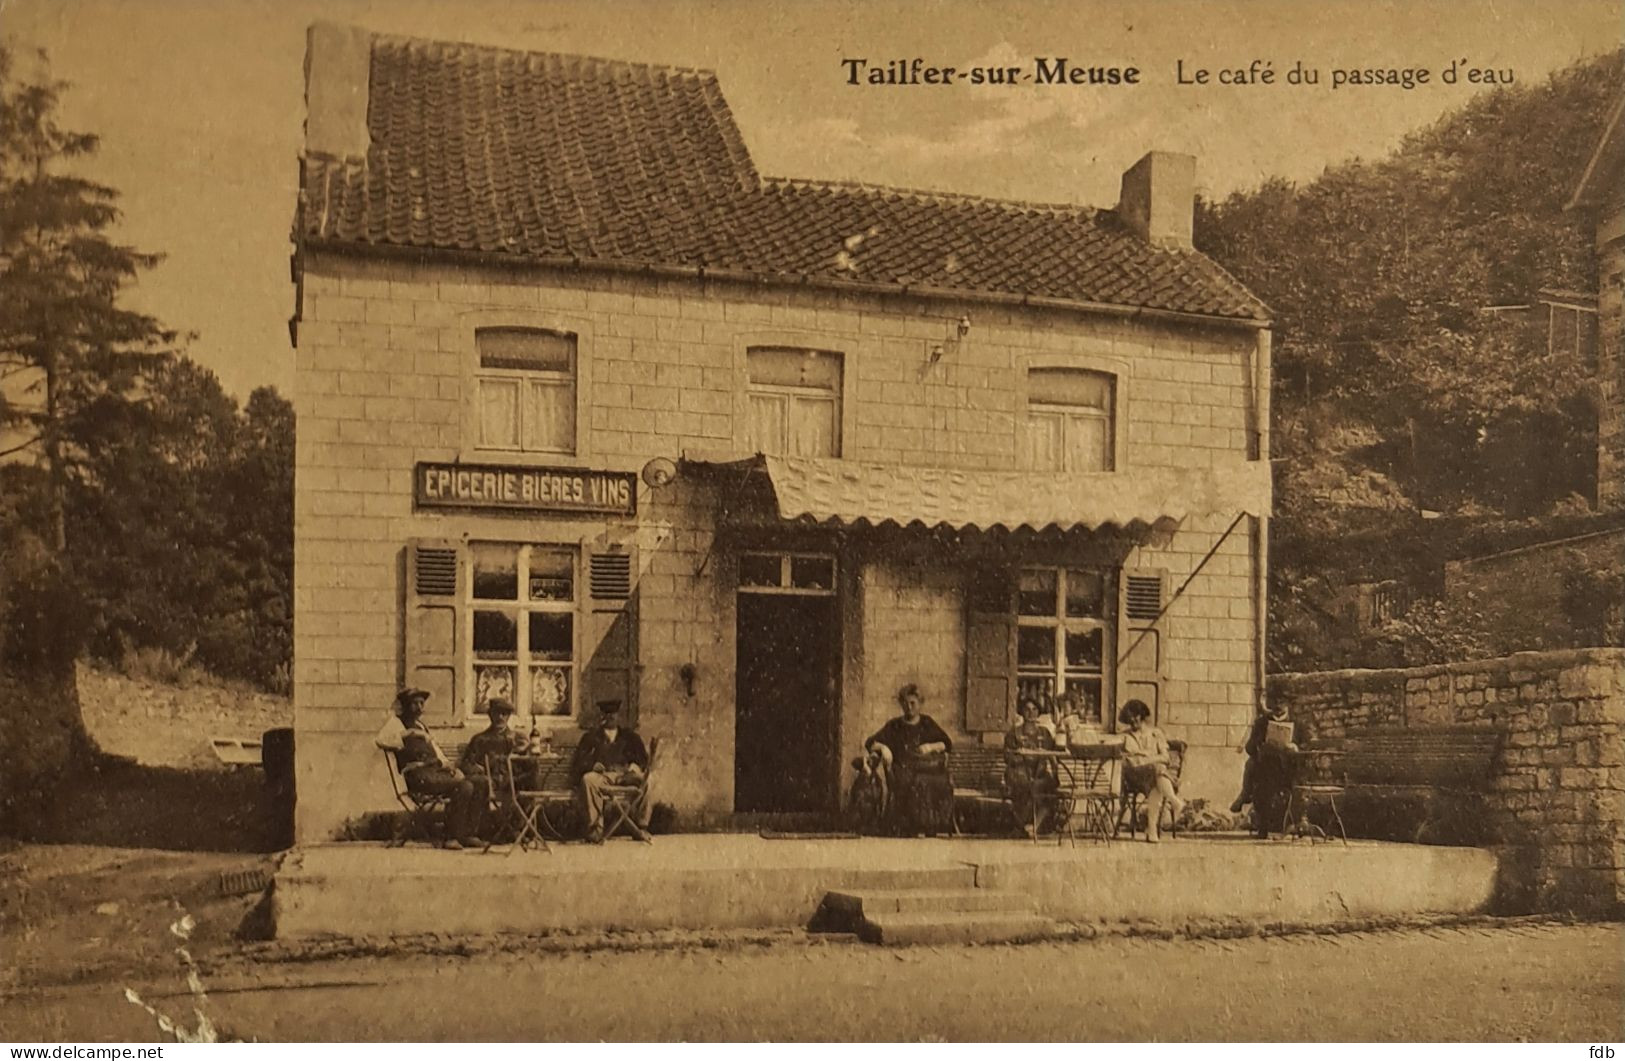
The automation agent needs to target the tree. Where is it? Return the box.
[1197,51,1625,669]
[0,45,177,552]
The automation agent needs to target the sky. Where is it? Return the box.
[3,0,1622,398]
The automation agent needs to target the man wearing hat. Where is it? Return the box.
[569,700,653,843]
[374,687,484,849]
[459,697,527,834]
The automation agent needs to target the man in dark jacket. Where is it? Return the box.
[571,700,653,843]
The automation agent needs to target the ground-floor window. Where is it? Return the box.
[468,542,579,719]
[1015,567,1110,723]
[966,562,1164,732]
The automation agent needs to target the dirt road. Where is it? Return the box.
[5,921,1620,1042]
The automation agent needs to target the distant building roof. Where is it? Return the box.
[296,30,1268,324]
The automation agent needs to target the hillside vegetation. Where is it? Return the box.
[1197,50,1624,669]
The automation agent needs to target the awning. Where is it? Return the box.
[739,455,1273,534]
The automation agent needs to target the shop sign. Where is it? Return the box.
[415,461,636,516]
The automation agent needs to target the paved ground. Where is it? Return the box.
[5,921,1620,1041]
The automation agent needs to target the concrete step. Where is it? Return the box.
[823,887,1037,919]
[859,909,1055,946]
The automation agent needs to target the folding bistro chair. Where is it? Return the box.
[599,737,661,842]
[1067,742,1123,843]
[499,751,551,853]
[383,750,449,847]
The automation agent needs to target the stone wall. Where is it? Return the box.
[1270,648,1625,913]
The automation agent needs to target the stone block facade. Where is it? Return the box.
[293,251,1268,841]
[1270,648,1625,913]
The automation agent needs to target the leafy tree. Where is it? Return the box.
[0,44,177,551]
[1198,51,1625,669]
[66,358,296,690]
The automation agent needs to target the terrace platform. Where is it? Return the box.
[270,833,1500,940]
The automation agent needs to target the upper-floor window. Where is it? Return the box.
[748,347,841,458]
[1024,368,1115,472]
[476,327,576,455]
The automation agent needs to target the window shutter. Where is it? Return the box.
[581,544,638,730]
[964,566,1016,732]
[1117,569,1169,728]
[405,539,466,724]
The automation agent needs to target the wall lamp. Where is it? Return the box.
[679,662,698,698]
[928,315,972,365]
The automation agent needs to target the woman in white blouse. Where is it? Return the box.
[1118,699,1186,843]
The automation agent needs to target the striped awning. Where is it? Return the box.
[738,455,1272,534]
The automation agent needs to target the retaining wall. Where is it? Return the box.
[1270,648,1625,913]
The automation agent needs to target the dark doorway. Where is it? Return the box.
[734,593,839,813]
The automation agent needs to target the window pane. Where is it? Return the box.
[789,396,838,457]
[1065,627,1103,669]
[748,348,840,390]
[1064,569,1106,618]
[478,378,520,448]
[473,609,518,657]
[749,393,787,455]
[472,544,519,600]
[530,665,572,717]
[1030,368,1111,409]
[523,379,575,453]
[1017,625,1056,668]
[478,328,574,372]
[1024,411,1063,471]
[790,555,834,590]
[1062,678,1103,725]
[475,665,515,707]
[1065,413,1110,472]
[528,613,573,661]
[1016,675,1056,712]
[740,553,781,587]
[1018,569,1058,616]
[528,549,574,601]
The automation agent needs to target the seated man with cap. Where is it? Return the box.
[458,697,527,831]
[569,700,653,843]
[375,687,484,850]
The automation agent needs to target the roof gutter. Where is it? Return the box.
[299,236,1273,332]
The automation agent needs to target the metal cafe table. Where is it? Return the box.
[1013,741,1123,845]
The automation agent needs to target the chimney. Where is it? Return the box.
[304,22,372,158]
[1117,151,1196,249]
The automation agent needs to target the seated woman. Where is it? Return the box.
[866,683,953,836]
[1118,699,1186,843]
[1004,696,1059,838]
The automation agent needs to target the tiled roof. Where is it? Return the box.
[298,31,1268,322]
[748,455,1274,532]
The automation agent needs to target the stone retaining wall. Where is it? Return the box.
[1270,648,1625,914]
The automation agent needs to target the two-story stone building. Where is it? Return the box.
[289,23,1273,842]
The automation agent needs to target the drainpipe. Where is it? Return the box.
[1253,328,1273,714]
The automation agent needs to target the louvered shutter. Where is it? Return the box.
[964,565,1017,732]
[1117,568,1169,727]
[405,539,465,724]
[580,544,638,729]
